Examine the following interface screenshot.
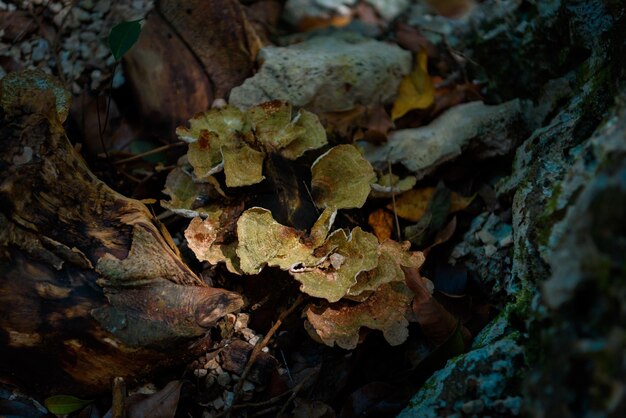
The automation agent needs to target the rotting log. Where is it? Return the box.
[0,71,244,396]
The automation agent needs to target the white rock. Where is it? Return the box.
[360,100,526,179]
[193,368,208,378]
[229,34,411,113]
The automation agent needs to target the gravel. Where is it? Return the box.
[0,0,154,92]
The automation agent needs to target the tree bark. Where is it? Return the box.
[0,71,243,396]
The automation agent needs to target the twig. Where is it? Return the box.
[226,294,305,416]
[387,161,402,241]
[114,142,186,165]
[111,377,126,418]
[276,378,307,416]
[302,181,320,215]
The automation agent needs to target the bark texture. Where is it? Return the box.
[0,71,243,396]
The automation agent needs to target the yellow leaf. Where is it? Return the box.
[391,50,434,121]
[388,187,475,222]
[450,192,476,213]
[368,209,394,242]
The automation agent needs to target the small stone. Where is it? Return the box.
[498,234,513,247]
[212,396,225,410]
[72,82,81,95]
[242,380,255,392]
[79,42,91,59]
[86,20,103,32]
[248,335,260,346]
[93,0,110,14]
[205,358,220,370]
[484,244,498,257]
[31,39,49,62]
[235,313,250,330]
[49,2,63,13]
[194,368,208,378]
[20,42,32,55]
[94,43,109,60]
[477,229,497,245]
[72,7,91,22]
[462,399,484,414]
[13,147,33,165]
[80,0,95,10]
[216,372,231,387]
[223,391,235,408]
[79,31,97,42]
[91,69,102,80]
[212,98,227,108]
[205,374,216,389]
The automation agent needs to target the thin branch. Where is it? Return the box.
[226,294,305,416]
[388,161,402,241]
[114,142,186,165]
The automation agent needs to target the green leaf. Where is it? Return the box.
[44,395,92,415]
[108,20,142,61]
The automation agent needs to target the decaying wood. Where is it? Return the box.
[0,71,244,396]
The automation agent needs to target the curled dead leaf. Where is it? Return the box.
[304,282,414,350]
[311,144,376,210]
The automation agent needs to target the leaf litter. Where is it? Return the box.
[1,0,512,416]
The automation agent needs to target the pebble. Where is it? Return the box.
[484,244,498,257]
[216,372,231,387]
[235,313,250,330]
[79,31,97,42]
[212,396,225,410]
[462,399,484,414]
[205,357,220,370]
[20,42,32,55]
[80,0,95,11]
[223,391,235,408]
[242,380,255,392]
[193,368,208,378]
[94,0,111,14]
[0,0,154,94]
[31,39,49,62]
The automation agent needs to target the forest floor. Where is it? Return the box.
[1,1,625,417]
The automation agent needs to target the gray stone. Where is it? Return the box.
[282,0,356,27]
[229,34,411,113]
[31,39,49,62]
[360,100,528,179]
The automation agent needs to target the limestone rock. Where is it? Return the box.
[229,34,411,113]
